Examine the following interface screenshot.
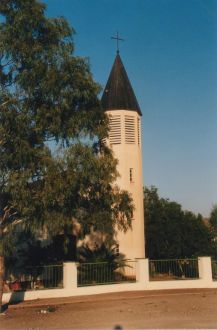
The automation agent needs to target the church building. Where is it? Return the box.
[101,50,145,260]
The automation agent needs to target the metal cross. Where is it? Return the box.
[111,31,124,53]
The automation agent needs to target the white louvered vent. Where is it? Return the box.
[137,118,141,146]
[125,115,135,144]
[109,115,121,145]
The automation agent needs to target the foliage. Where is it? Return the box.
[210,204,217,234]
[0,0,100,263]
[145,186,214,259]
[209,204,217,258]
[77,243,128,286]
[5,231,76,276]
[0,0,133,310]
[77,242,125,264]
[0,0,133,255]
[36,143,133,240]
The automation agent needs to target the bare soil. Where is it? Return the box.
[1,289,217,329]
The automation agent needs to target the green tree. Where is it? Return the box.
[0,0,133,311]
[180,212,214,257]
[144,186,214,259]
[209,205,217,257]
[144,186,182,259]
[210,205,217,233]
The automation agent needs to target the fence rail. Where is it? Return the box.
[211,260,217,280]
[149,259,199,281]
[4,264,63,292]
[77,260,136,287]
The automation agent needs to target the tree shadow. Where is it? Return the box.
[8,290,25,306]
[1,291,25,313]
[1,303,9,313]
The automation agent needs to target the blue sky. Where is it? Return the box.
[44,0,217,217]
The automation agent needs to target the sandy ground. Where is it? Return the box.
[1,289,217,329]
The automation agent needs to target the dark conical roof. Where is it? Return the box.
[101,52,142,116]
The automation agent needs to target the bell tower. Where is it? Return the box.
[101,51,145,259]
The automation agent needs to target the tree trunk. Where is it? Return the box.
[0,255,5,313]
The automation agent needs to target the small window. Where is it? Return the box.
[114,244,119,257]
[130,168,133,182]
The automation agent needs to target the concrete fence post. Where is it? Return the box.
[136,258,149,286]
[63,262,77,290]
[198,257,213,283]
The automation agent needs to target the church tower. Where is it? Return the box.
[101,51,145,259]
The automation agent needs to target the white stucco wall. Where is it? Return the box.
[3,258,217,304]
[105,109,145,259]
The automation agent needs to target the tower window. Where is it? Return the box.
[130,168,133,182]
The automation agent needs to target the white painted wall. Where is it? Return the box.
[105,109,145,259]
[3,257,217,304]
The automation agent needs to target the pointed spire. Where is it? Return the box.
[101,53,142,115]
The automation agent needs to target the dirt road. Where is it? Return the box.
[1,289,217,329]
